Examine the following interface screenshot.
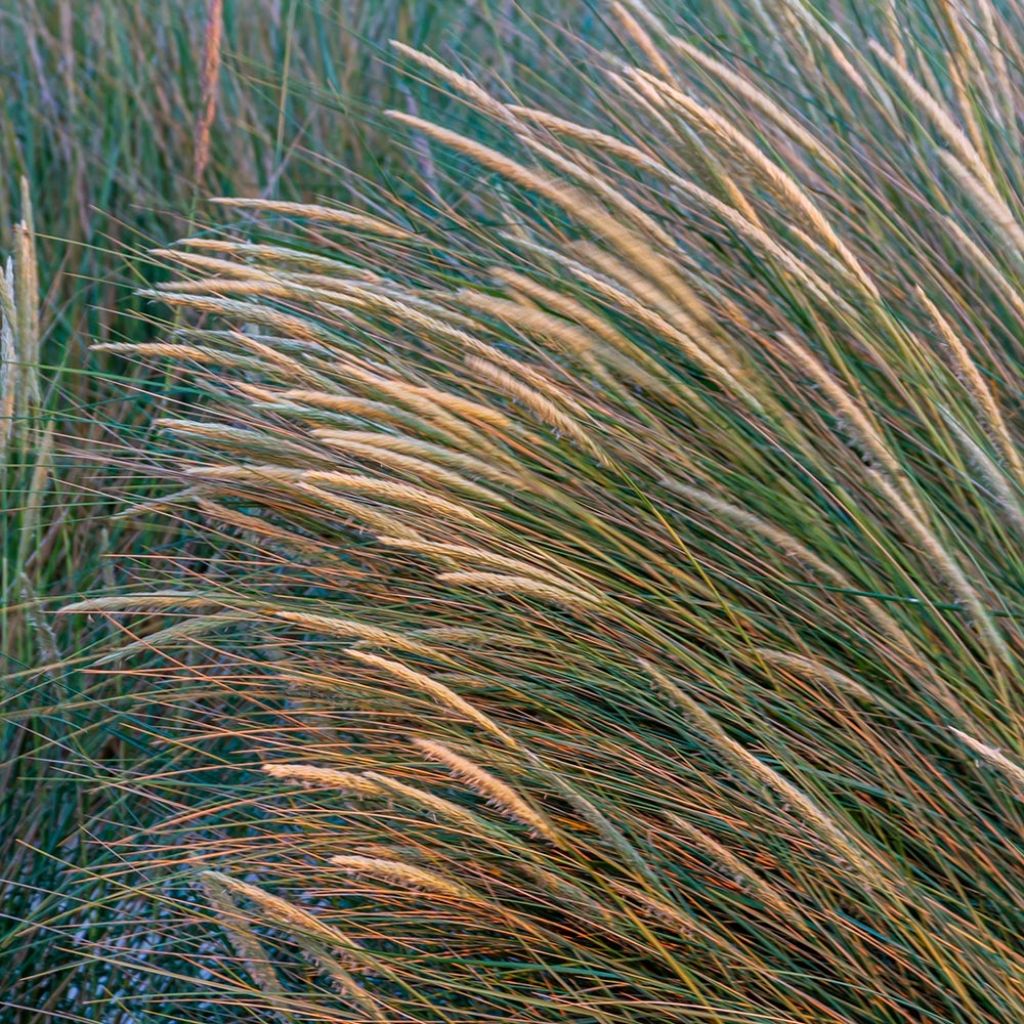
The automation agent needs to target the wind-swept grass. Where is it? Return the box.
[34,0,1024,1020]
[0,2,599,1018]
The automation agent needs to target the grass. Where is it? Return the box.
[8,0,1024,1020]
[0,2,597,1018]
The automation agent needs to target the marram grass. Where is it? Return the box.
[73,0,1024,1019]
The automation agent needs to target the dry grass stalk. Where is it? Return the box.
[347,650,520,750]
[210,197,412,238]
[198,872,291,1016]
[413,737,560,841]
[329,854,476,900]
[194,0,224,181]
[869,39,998,196]
[437,571,602,610]
[951,729,1024,794]
[261,763,383,795]
[916,288,1024,485]
[361,771,486,831]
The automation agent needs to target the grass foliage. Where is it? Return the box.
[10,0,1024,1020]
[0,2,592,1017]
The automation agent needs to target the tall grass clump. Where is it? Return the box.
[1,3,599,1015]
[79,0,1024,1019]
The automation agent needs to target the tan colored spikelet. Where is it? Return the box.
[571,241,755,397]
[664,480,848,584]
[295,481,424,541]
[155,418,312,456]
[939,150,1024,269]
[867,465,1011,667]
[180,464,424,539]
[420,387,513,432]
[632,68,878,299]
[184,464,306,485]
[779,0,872,98]
[868,39,998,197]
[611,2,673,77]
[390,41,514,123]
[347,650,520,749]
[186,463,488,527]
[312,430,519,487]
[262,763,382,796]
[916,288,1024,485]
[153,277,314,301]
[497,113,793,304]
[655,163,847,311]
[361,771,485,831]
[13,227,40,433]
[413,737,559,840]
[136,290,340,346]
[299,942,384,1021]
[941,216,1024,324]
[195,498,334,559]
[974,0,1015,129]
[519,863,618,927]
[301,937,389,1019]
[665,812,804,927]
[602,63,766,228]
[666,178,845,309]
[467,355,603,457]
[86,612,248,667]
[489,268,682,402]
[550,249,721,380]
[385,110,714,330]
[0,258,16,457]
[60,591,252,614]
[198,872,290,1015]
[460,289,595,361]
[90,341,265,371]
[536,762,658,883]
[665,35,838,169]
[177,237,382,278]
[753,648,888,709]
[211,197,412,238]
[272,610,440,657]
[299,469,491,526]
[249,387,439,436]
[517,135,678,252]
[951,729,1024,794]
[942,414,1024,540]
[222,330,330,389]
[412,625,537,649]
[209,873,355,950]
[611,880,696,938]
[153,250,275,279]
[378,536,575,585]
[166,270,389,303]
[509,105,662,171]
[194,0,223,181]
[15,421,54,569]
[329,854,474,900]
[467,338,592,415]
[437,570,602,610]
[312,433,507,504]
[370,375,509,457]
[17,180,40,400]
[775,333,921,506]
[665,479,937,680]
[946,56,987,164]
